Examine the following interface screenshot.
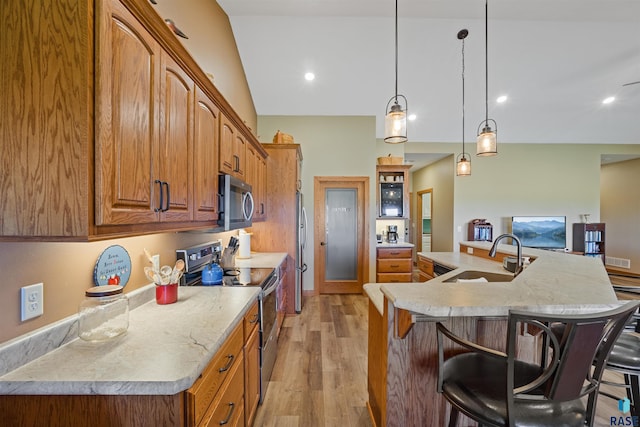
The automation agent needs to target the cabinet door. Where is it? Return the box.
[219,114,236,175]
[95,0,160,225]
[245,144,265,221]
[257,154,267,220]
[233,132,246,179]
[193,87,220,222]
[244,325,260,427]
[158,52,193,222]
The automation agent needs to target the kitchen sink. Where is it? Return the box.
[442,270,515,283]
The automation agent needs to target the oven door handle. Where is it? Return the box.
[262,275,279,296]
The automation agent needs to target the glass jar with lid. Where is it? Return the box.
[78,285,129,342]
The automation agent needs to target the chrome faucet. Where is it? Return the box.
[489,233,523,276]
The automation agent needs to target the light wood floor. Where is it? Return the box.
[254,294,634,427]
[254,294,372,427]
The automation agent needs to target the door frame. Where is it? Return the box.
[417,188,433,253]
[314,176,370,294]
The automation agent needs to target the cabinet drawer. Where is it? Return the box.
[417,271,432,282]
[377,258,412,273]
[187,321,244,426]
[377,247,412,259]
[376,273,412,283]
[417,256,434,276]
[243,300,259,341]
[199,351,245,427]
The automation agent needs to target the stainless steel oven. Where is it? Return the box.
[259,271,279,402]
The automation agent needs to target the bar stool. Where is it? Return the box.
[436,301,640,427]
[599,309,640,419]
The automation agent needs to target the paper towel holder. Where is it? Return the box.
[237,230,252,259]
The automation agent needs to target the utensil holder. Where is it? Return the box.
[156,283,178,305]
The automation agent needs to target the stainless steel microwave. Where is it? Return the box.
[218,174,254,230]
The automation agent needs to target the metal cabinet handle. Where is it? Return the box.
[250,313,259,324]
[391,264,400,268]
[219,402,235,425]
[154,180,163,212]
[162,181,170,212]
[218,354,235,373]
[320,242,326,246]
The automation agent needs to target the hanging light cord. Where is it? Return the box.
[461,35,466,154]
[484,0,489,121]
[394,0,399,103]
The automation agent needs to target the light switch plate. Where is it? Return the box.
[21,282,44,321]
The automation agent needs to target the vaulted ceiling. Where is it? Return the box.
[218,0,640,147]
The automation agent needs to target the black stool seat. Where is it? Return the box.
[607,333,640,372]
[442,353,587,427]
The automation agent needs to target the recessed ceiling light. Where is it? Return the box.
[496,95,508,103]
[304,72,315,81]
[602,96,615,104]
[408,114,417,121]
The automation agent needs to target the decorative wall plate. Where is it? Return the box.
[93,245,132,287]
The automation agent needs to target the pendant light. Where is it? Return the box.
[476,0,498,156]
[384,0,408,144]
[456,29,471,176]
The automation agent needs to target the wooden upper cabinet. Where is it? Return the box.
[95,0,160,225]
[0,0,91,237]
[219,114,246,179]
[245,144,267,221]
[234,132,247,179]
[193,87,220,222]
[96,1,194,225]
[158,52,194,222]
[0,0,260,239]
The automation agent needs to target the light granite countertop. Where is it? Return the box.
[364,241,619,317]
[376,242,415,248]
[0,252,287,396]
[235,251,287,268]
[0,286,260,395]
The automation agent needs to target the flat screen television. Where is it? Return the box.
[511,216,566,250]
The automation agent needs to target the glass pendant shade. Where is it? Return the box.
[477,120,497,156]
[384,99,408,143]
[456,154,471,176]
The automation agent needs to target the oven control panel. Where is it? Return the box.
[176,240,222,273]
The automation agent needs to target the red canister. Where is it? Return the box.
[156,283,178,304]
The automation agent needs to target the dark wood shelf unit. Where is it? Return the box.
[573,222,605,263]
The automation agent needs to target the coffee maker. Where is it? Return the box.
[387,225,398,243]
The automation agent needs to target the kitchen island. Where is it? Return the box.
[364,241,621,427]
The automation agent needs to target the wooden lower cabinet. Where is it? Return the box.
[417,254,434,281]
[185,321,244,426]
[198,356,244,427]
[0,315,254,427]
[376,247,412,283]
[243,302,260,427]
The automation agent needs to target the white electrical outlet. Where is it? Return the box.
[21,283,44,321]
[151,254,160,272]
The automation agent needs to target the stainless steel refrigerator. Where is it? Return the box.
[295,191,308,313]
